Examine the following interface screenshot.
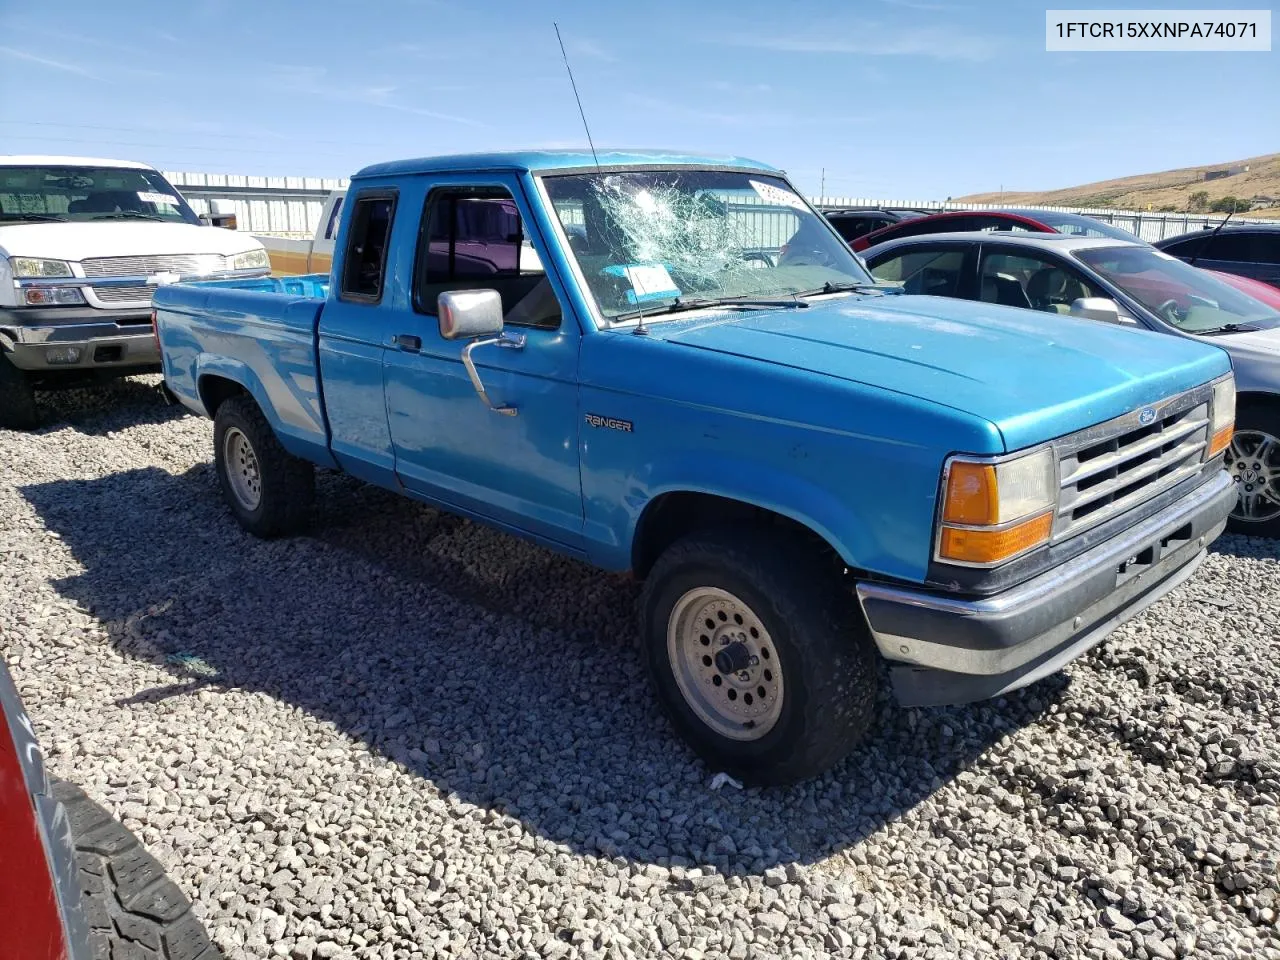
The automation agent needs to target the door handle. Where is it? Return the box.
[461,332,526,416]
[393,334,421,352]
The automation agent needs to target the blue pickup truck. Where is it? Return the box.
[154,151,1238,784]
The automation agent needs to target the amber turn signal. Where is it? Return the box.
[942,461,999,525]
[1208,424,1233,458]
[938,512,1054,565]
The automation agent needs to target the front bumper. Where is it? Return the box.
[0,306,158,372]
[856,468,1235,707]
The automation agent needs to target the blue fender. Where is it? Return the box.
[195,351,336,468]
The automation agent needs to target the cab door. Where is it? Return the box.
[381,174,585,551]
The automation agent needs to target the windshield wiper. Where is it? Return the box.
[1196,322,1263,335]
[0,212,67,222]
[90,212,168,221]
[794,280,903,297]
[611,294,809,324]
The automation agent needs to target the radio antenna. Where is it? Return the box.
[554,23,600,170]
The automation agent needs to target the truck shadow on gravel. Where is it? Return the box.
[31,376,187,436]
[24,464,1069,872]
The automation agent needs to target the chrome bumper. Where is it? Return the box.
[0,311,159,371]
[856,468,1236,707]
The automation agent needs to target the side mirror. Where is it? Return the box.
[1070,297,1132,325]
[438,289,504,340]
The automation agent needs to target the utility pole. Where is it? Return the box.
[820,167,825,201]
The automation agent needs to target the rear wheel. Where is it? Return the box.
[213,396,314,537]
[640,528,879,785]
[1225,402,1280,539]
[0,352,40,430]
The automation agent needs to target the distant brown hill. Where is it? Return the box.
[957,152,1280,219]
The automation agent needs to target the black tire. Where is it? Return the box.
[1225,400,1280,539]
[53,779,222,960]
[213,395,314,538]
[639,527,879,785]
[0,352,40,430]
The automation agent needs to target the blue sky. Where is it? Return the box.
[1,0,1276,199]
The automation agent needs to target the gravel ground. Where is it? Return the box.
[2,378,1279,960]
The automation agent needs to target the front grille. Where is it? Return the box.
[1053,384,1213,543]
[93,284,154,303]
[82,254,228,277]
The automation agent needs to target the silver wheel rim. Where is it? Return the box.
[1228,430,1280,522]
[666,587,784,742]
[223,426,262,511]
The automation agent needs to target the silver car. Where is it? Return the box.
[863,232,1280,536]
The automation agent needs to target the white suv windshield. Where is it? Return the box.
[541,169,874,322]
[0,165,201,225]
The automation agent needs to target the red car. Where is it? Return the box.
[1,659,220,960]
[847,208,1143,252]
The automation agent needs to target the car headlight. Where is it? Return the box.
[232,248,270,271]
[11,257,74,278]
[1208,375,1235,459]
[936,447,1056,566]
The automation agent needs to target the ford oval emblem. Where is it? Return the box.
[1138,406,1157,425]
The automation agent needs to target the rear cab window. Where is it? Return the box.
[340,192,397,302]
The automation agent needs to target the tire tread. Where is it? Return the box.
[52,779,223,960]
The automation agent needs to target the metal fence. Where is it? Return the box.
[165,170,1273,244]
[164,171,348,239]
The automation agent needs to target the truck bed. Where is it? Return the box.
[153,276,334,467]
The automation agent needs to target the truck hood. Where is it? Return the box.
[652,294,1231,451]
[0,221,264,261]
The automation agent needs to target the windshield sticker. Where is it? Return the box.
[603,263,681,304]
[748,180,808,212]
[137,191,178,205]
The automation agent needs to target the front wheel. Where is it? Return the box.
[0,352,40,430]
[213,396,314,538]
[639,528,879,785]
[1225,402,1280,539]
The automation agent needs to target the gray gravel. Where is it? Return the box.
[2,378,1279,960]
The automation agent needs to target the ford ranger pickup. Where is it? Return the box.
[153,151,1237,784]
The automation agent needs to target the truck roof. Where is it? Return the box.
[353,149,780,180]
[0,155,156,170]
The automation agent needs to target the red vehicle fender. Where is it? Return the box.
[0,661,89,960]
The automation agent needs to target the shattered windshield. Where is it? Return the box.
[541,169,874,323]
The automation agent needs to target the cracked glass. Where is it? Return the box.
[541,170,873,323]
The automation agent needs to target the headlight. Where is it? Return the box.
[232,248,270,271]
[1208,375,1235,459]
[937,447,1056,566]
[11,257,73,278]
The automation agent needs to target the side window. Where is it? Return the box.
[1161,236,1213,260]
[1256,233,1280,265]
[414,187,560,329]
[340,193,395,302]
[1207,233,1258,262]
[324,195,344,240]
[978,251,1102,314]
[869,248,967,298]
